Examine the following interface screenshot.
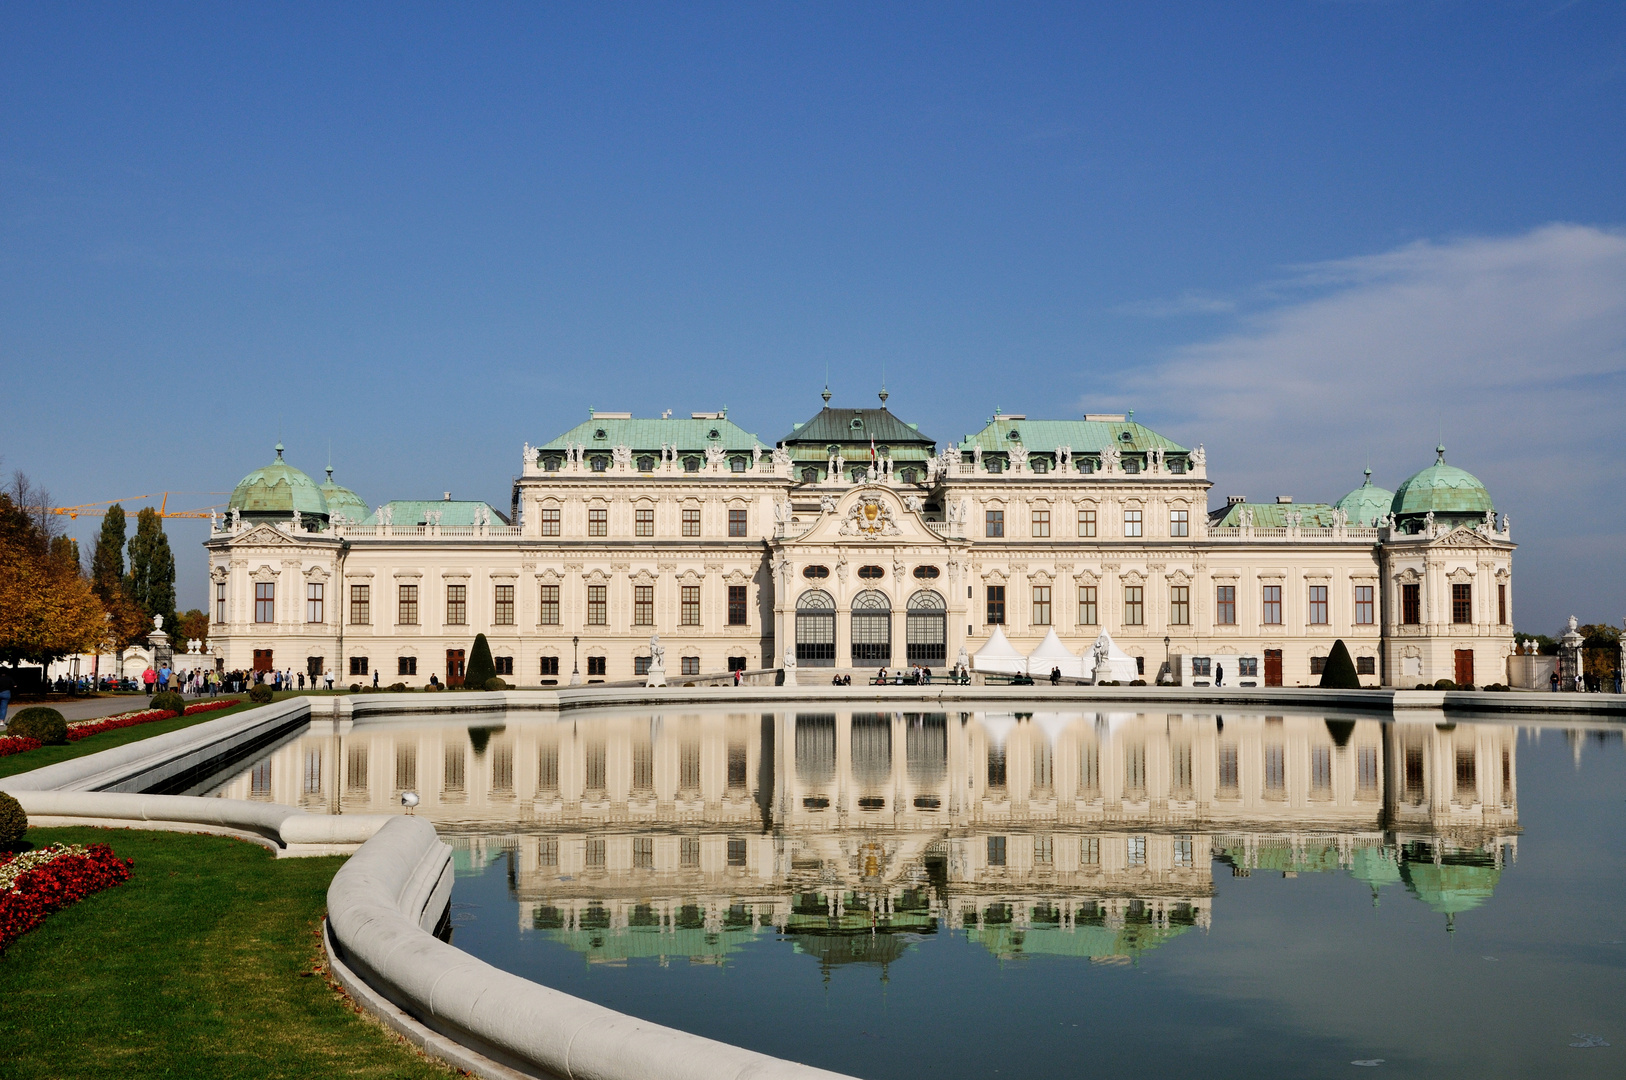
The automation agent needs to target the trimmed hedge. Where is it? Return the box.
[248,685,273,704]
[149,691,185,714]
[0,791,26,843]
[7,708,67,746]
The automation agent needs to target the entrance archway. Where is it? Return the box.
[906,589,946,665]
[795,590,836,667]
[851,590,892,665]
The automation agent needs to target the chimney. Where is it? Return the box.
[1276,496,1293,504]
[1226,495,1246,506]
[443,492,452,501]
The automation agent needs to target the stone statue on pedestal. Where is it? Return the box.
[646,634,666,687]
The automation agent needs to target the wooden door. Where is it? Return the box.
[446,649,465,687]
[253,649,273,673]
[1454,649,1475,687]
[1264,649,1283,687]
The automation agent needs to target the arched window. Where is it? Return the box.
[636,455,655,472]
[851,712,892,791]
[851,590,892,665]
[795,590,836,667]
[683,456,701,473]
[730,456,747,473]
[906,590,946,665]
[906,714,947,786]
[590,455,609,472]
[801,467,819,482]
[795,713,836,785]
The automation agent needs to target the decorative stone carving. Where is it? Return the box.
[820,494,838,514]
[611,444,633,471]
[771,446,791,471]
[904,494,923,513]
[838,495,901,539]
[704,444,726,470]
[1100,446,1120,473]
[1191,444,1206,467]
[1057,445,1072,472]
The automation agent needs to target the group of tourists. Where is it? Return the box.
[1550,669,1621,693]
[872,665,935,686]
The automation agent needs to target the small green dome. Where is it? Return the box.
[1391,446,1493,523]
[1335,469,1396,527]
[318,466,370,524]
[229,444,329,519]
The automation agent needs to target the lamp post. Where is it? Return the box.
[570,635,581,686]
[1163,636,1171,684]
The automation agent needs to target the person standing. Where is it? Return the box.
[324,668,333,691]
[372,669,379,689]
[143,665,157,696]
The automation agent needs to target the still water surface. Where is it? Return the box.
[213,707,1625,1079]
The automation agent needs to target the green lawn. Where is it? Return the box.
[0,827,455,1079]
[0,695,301,780]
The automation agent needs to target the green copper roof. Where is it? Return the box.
[1207,501,1340,529]
[1401,858,1501,916]
[319,467,370,523]
[363,500,509,527]
[1391,447,1493,520]
[958,416,1189,456]
[1335,470,1397,527]
[779,405,936,452]
[228,444,329,517]
[537,412,767,454]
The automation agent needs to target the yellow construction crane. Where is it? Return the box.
[49,493,228,520]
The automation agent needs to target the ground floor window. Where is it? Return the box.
[587,656,607,677]
[681,656,700,676]
[541,656,560,676]
[728,656,747,672]
[349,656,368,676]
[494,656,513,676]
[398,656,417,676]
[1356,656,1375,675]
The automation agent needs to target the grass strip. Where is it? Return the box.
[0,695,305,780]
[0,827,457,1079]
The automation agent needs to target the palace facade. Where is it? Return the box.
[205,395,1515,688]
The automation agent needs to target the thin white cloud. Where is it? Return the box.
[1112,291,1237,318]
[1125,224,1626,630]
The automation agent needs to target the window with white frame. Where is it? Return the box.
[1124,508,1143,537]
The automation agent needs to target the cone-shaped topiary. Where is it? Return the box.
[1318,639,1361,689]
[8,707,67,745]
[0,791,28,843]
[463,633,496,690]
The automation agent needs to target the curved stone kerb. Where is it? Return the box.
[328,817,858,1080]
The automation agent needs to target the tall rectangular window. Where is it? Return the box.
[587,507,607,537]
[1078,585,1098,625]
[397,584,418,625]
[633,585,654,626]
[255,582,275,623]
[1401,583,1421,625]
[215,581,227,623]
[1170,586,1190,626]
[681,585,700,626]
[540,655,559,676]
[539,584,560,625]
[1078,508,1097,537]
[1169,509,1189,537]
[445,584,467,625]
[1262,584,1282,625]
[727,585,748,626]
[306,582,324,623]
[493,584,515,625]
[986,585,1006,625]
[1497,583,1507,625]
[728,508,747,537]
[1355,584,1375,625]
[682,507,701,537]
[1452,583,1472,624]
[635,507,654,537]
[587,585,607,625]
[1123,585,1144,625]
[1123,509,1143,538]
[1216,585,1236,625]
[1031,586,1051,626]
[680,655,700,676]
[1031,509,1050,537]
[985,510,1004,537]
[540,507,560,536]
[397,656,417,676]
[349,584,370,625]
[1308,584,1328,625]
[987,835,1007,867]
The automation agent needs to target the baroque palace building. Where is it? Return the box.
[205,392,1515,688]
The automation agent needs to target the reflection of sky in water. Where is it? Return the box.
[215,711,1625,1079]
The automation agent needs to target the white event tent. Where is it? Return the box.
[1027,628,1087,680]
[971,627,1028,675]
[1087,631,1140,683]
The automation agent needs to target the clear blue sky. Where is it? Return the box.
[3,2,1623,628]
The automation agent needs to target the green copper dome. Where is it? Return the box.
[1335,469,1396,527]
[228,444,329,519]
[318,466,370,524]
[1391,446,1493,526]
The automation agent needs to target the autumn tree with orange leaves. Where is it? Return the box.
[0,474,109,669]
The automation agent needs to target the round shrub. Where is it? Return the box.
[8,707,67,745]
[150,690,186,714]
[0,791,28,842]
[483,677,508,691]
[1433,678,1457,691]
[349,683,362,694]
[388,682,407,692]
[248,684,274,704]
[1129,679,1147,686]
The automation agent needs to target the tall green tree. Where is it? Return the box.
[126,507,177,633]
[91,504,127,601]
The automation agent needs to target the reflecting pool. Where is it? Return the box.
[211,707,1625,1079]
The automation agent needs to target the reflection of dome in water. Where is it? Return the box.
[1401,858,1501,920]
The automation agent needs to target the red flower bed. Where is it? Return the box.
[0,843,132,950]
[0,736,43,757]
[65,698,241,742]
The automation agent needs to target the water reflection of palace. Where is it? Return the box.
[217,710,1522,963]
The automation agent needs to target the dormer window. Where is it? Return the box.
[1030,456,1049,474]
[730,456,747,473]
[594,428,607,440]
[637,455,655,472]
[1007,429,1021,441]
[708,428,721,440]
[683,456,701,473]
[543,456,562,472]
[801,467,819,482]
[590,456,609,472]
[986,456,1004,474]
[1119,431,1133,442]
[850,417,863,430]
